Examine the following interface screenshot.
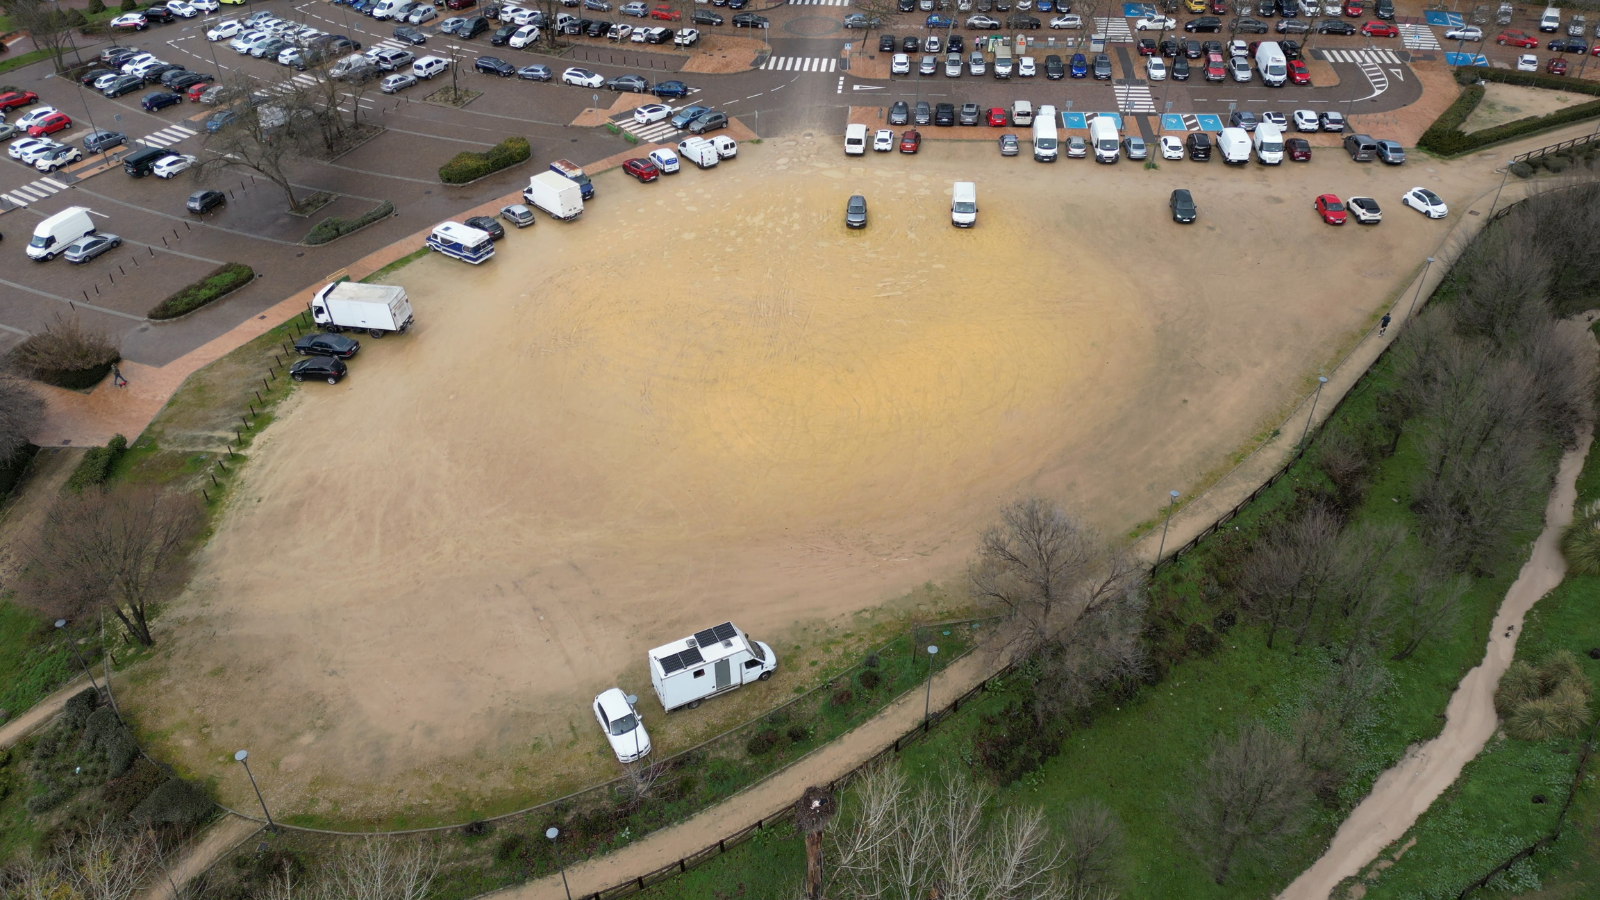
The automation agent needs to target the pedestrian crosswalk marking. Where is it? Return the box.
[1092,16,1133,42]
[136,124,198,148]
[1319,48,1403,64]
[1396,23,1441,50]
[1,175,72,207]
[761,55,838,71]
[627,121,681,142]
[789,0,849,5]
[1112,83,1156,112]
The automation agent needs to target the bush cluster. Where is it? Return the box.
[1420,70,1600,156]
[65,433,127,491]
[1563,499,1600,574]
[746,729,780,756]
[120,0,137,10]
[87,0,106,13]
[6,313,120,389]
[1495,650,1593,741]
[148,263,254,320]
[302,200,395,245]
[973,702,1062,786]
[438,136,531,184]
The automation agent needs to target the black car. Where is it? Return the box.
[79,68,116,86]
[933,102,956,126]
[607,74,649,91]
[1279,0,1299,15]
[1170,189,1197,223]
[1256,0,1275,16]
[491,23,518,44]
[1171,56,1190,79]
[653,80,691,97]
[395,24,429,43]
[914,100,931,124]
[1185,16,1221,31]
[518,64,552,80]
[1374,0,1393,18]
[888,100,909,125]
[732,13,767,26]
[1202,39,1223,53]
[1317,19,1356,33]
[958,102,981,125]
[104,75,143,98]
[898,0,913,10]
[1184,38,1203,57]
[948,34,964,53]
[294,333,361,359]
[879,34,895,52]
[691,9,722,23]
[187,189,225,213]
[290,356,348,384]
[1007,13,1041,28]
[167,72,213,91]
[845,194,868,229]
[1159,37,1181,56]
[1044,53,1064,78]
[1281,39,1301,59]
[1233,16,1268,32]
[143,5,175,22]
[475,56,516,75]
[459,15,491,36]
[902,35,919,52]
[143,63,186,84]
[464,215,506,240]
[585,19,609,35]
[1549,37,1588,53]
[1186,131,1211,160]
[141,91,183,112]
[1092,53,1113,78]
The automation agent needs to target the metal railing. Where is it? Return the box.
[1511,131,1600,164]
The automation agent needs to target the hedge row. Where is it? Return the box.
[303,200,395,245]
[1420,69,1600,156]
[438,136,530,184]
[66,434,126,492]
[148,263,254,320]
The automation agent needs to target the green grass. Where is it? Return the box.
[0,48,64,76]
[0,602,75,721]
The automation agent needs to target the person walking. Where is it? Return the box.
[111,363,128,388]
[1379,313,1391,336]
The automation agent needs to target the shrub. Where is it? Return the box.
[763,709,790,727]
[1499,651,1593,739]
[746,730,780,756]
[131,776,214,828]
[1539,650,1589,695]
[1212,610,1237,633]
[863,652,880,669]
[786,724,811,744]
[830,688,855,708]
[1185,623,1218,655]
[438,137,531,184]
[87,0,105,12]
[974,702,1061,785]
[63,7,87,25]
[302,200,395,245]
[6,313,119,389]
[1509,696,1563,741]
[1496,661,1542,716]
[858,668,881,691]
[65,433,127,491]
[461,820,490,837]
[1510,160,1534,178]
[1547,155,1571,173]
[120,0,136,9]
[26,783,67,814]
[494,832,529,864]
[99,757,166,820]
[62,688,100,730]
[148,263,254,320]
[79,706,137,777]
[1420,73,1600,157]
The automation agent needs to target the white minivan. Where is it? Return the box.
[677,137,719,168]
[28,207,96,261]
[1540,5,1561,31]
[412,56,449,79]
[1089,116,1119,163]
[951,181,977,227]
[1253,123,1284,164]
[1012,100,1034,126]
[844,123,867,156]
[1032,104,1058,162]
[371,0,405,19]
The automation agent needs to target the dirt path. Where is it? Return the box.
[0,674,90,749]
[1278,418,1597,900]
[145,815,262,900]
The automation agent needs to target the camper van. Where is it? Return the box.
[1089,116,1120,163]
[27,207,95,261]
[844,123,868,156]
[424,221,495,264]
[951,181,977,227]
[1032,104,1058,161]
[649,621,777,712]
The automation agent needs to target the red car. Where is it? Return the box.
[0,90,39,111]
[899,130,920,152]
[1547,57,1569,74]
[1287,137,1311,161]
[1137,38,1157,55]
[986,107,1007,126]
[186,82,211,102]
[1343,0,1362,15]
[649,5,680,19]
[622,157,660,182]
[27,112,71,137]
[1288,59,1310,83]
[1361,21,1397,36]
[1315,193,1347,225]
[1210,0,1227,13]
[1497,29,1538,47]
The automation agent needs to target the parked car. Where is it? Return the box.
[622,157,660,181]
[475,56,516,75]
[634,103,672,125]
[844,194,868,228]
[889,100,909,125]
[187,189,226,213]
[1170,189,1197,223]
[294,332,361,358]
[1360,20,1397,36]
[1347,196,1382,224]
[464,215,506,240]
[1401,186,1448,218]
[653,80,691,97]
[501,204,536,227]
[561,67,605,86]
[289,355,349,384]
[151,153,196,178]
[83,130,126,153]
[606,74,649,91]
[26,113,72,137]
[1314,193,1347,224]
[900,129,921,152]
[34,145,81,172]
[381,72,418,92]
[731,12,767,26]
[62,233,122,264]
[592,688,650,763]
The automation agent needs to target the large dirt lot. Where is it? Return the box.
[123,135,1508,823]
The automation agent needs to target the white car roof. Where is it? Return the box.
[595,687,633,718]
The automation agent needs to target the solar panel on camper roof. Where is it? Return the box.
[694,622,739,647]
[659,646,704,675]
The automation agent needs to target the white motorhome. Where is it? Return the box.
[1253,123,1284,164]
[951,181,977,227]
[1254,41,1287,87]
[309,281,414,336]
[1032,104,1058,162]
[649,621,777,712]
[1219,127,1253,164]
[844,123,868,156]
[1089,116,1120,163]
[27,207,95,261]
[522,170,585,219]
[424,222,495,264]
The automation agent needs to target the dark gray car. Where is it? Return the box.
[914,100,931,124]
[845,194,868,228]
[1092,53,1112,78]
[1170,189,1196,223]
[83,130,126,153]
[888,100,909,125]
[1375,139,1405,164]
[958,102,981,125]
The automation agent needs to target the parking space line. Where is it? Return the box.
[0,276,147,321]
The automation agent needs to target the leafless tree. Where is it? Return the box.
[1235,505,1340,649]
[3,0,75,71]
[1390,565,1469,662]
[1516,317,1597,452]
[320,839,438,900]
[23,487,204,647]
[6,819,160,900]
[1028,588,1147,727]
[200,73,321,212]
[1172,722,1311,884]
[1058,799,1123,896]
[1508,176,1600,316]
[1447,229,1552,350]
[6,312,121,383]
[618,758,668,806]
[0,376,43,461]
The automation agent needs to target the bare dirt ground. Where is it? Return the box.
[1462,82,1596,133]
[122,135,1510,825]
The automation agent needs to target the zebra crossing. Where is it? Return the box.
[1396,23,1441,50]
[760,55,839,72]
[137,123,198,148]
[1,175,70,208]
[789,0,849,5]
[1318,48,1404,65]
[628,119,681,142]
[1112,83,1156,113]
[1092,16,1134,42]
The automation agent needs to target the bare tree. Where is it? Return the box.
[1028,588,1147,727]
[6,820,160,900]
[618,758,667,806]
[23,487,204,647]
[1390,566,1469,662]
[6,312,120,384]
[200,73,321,212]
[1058,799,1123,896]
[1448,229,1552,350]
[321,839,438,900]
[0,376,44,461]
[1173,722,1311,884]
[3,0,75,71]
[1235,505,1340,649]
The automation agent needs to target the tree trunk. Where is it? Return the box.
[804,831,823,900]
[112,602,154,648]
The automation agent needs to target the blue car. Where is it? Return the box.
[670,105,709,129]
[1070,52,1088,77]
[652,79,690,98]
[141,91,182,112]
[926,14,953,27]
[205,109,237,133]
[1037,0,1051,10]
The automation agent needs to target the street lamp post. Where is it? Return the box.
[1156,489,1180,561]
[234,750,276,832]
[1406,256,1435,320]
[547,827,573,900]
[1300,376,1329,447]
[923,645,938,731]
[626,693,641,761]
[53,620,103,697]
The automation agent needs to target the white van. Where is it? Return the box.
[844,123,867,156]
[993,44,1013,78]
[329,53,375,80]
[1012,100,1033,126]
[708,134,738,159]
[27,207,95,261]
[951,181,977,227]
[677,137,719,168]
[1540,5,1561,30]
[1089,116,1119,163]
[371,0,405,19]
[425,221,494,264]
[412,56,449,78]
[1219,127,1252,165]
[1253,123,1284,164]
[1032,105,1058,162]
[1254,41,1287,87]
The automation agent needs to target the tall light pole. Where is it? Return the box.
[922,645,938,731]
[1406,256,1435,320]
[1300,376,1329,447]
[234,750,276,832]
[1487,160,1513,218]
[547,827,573,900]
[626,693,641,761]
[1156,489,1180,561]
[53,619,103,697]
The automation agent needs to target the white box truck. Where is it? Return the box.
[27,206,95,261]
[1253,123,1284,164]
[951,181,977,227]
[1032,104,1058,161]
[650,621,777,711]
[1219,127,1253,165]
[1254,41,1287,87]
[309,281,415,337]
[522,170,584,220]
[1089,116,1120,163]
